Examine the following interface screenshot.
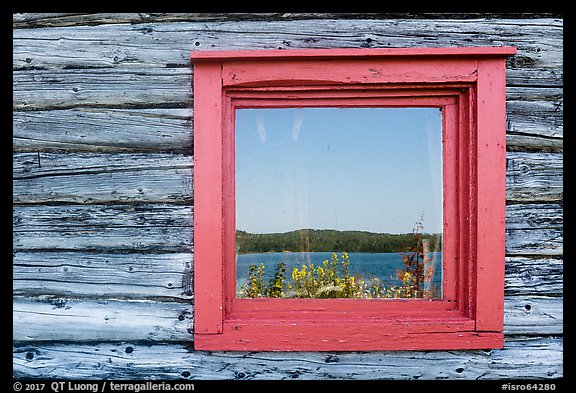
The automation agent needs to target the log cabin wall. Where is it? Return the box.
[13,13,563,380]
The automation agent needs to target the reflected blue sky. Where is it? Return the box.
[235,107,442,234]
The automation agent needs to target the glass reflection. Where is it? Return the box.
[235,107,443,299]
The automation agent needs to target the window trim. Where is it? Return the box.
[191,47,516,351]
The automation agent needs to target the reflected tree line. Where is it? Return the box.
[236,228,442,254]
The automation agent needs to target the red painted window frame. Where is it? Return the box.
[191,47,516,351]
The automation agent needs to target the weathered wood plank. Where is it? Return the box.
[505,256,563,296]
[12,13,290,28]
[12,295,561,342]
[13,66,561,112]
[13,152,193,204]
[506,152,563,202]
[505,87,563,147]
[506,203,563,256]
[12,19,562,70]
[13,68,192,110]
[13,151,560,204]
[13,253,561,300]
[13,203,560,255]
[13,297,193,342]
[12,94,561,152]
[504,296,563,335]
[13,13,563,28]
[13,13,405,29]
[506,134,563,153]
[506,100,563,140]
[13,337,563,379]
[13,204,193,252]
[12,74,562,115]
[13,108,192,152]
[13,252,193,300]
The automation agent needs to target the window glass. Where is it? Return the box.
[235,107,443,299]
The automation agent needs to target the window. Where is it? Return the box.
[235,107,444,300]
[191,47,516,351]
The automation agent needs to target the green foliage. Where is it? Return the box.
[267,261,286,298]
[237,251,439,299]
[242,263,265,298]
[238,216,441,299]
[395,215,441,299]
[236,229,442,254]
[289,252,363,298]
[241,262,287,298]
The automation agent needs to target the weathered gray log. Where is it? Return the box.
[13,152,193,204]
[13,68,192,110]
[12,13,563,28]
[13,203,560,255]
[13,252,193,300]
[12,94,561,153]
[12,19,562,72]
[503,296,562,335]
[12,13,299,28]
[506,134,563,153]
[13,337,563,380]
[12,68,561,112]
[13,204,193,252]
[13,297,192,342]
[13,108,193,152]
[506,152,563,202]
[505,203,563,256]
[12,253,561,300]
[12,151,560,204]
[12,294,561,342]
[505,256,563,296]
[505,86,563,146]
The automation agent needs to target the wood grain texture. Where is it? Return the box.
[13,297,193,342]
[12,13,563,28]
[506,152,563,202]
[13,204,194,252]
[505,257,563,296]
[13,68,192,110]
[13,252,193,300]
[13,152,193,204]
[13,337,563,380]
[12,152,560,204]
[12,251,563,301]
[12,97,560,152]
[505,203,563,255]
[11,293,561,343]
[504,296,563,335]
[12,203,560,255]
[13,108,193,152]
[10,302,561,354]
[12,19,562,72]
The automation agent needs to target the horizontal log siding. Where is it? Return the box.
[12,14,563,380]
[13,337,562,380]
[11,295,561,342]
[12,91,561,153]
[12,13,563,28]
[13,108,193,152]
[13,252,194,300]
[12,19,562,73]
[12,151,561,204]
